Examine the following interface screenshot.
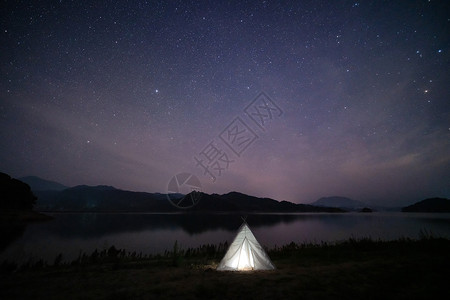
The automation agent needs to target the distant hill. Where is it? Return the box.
[19,176,68,191]
[35,185,173,212]
[190,191,343,213]
[34,186,344,213]
[402,198,450,213]
[310,196,367,210]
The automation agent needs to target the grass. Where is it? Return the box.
[1,237,450,299]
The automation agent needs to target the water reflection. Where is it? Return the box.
[33,213,311,237]
[1,212,450,263]
[42,212,429,238]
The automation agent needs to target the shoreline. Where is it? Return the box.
[0,210,54,223]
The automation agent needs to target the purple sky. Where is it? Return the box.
[1,1,449,206]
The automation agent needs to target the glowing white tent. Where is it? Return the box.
[217,221,275,271]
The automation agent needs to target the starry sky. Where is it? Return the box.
[1,0,449,206]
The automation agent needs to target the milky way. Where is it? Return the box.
[1,1,449,206]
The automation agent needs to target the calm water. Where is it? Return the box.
[2,212,450,263]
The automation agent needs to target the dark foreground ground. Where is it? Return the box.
[1,238,449,300]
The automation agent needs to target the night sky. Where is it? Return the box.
[1,1,449,206]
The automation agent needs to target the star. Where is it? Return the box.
[0,0,448,206]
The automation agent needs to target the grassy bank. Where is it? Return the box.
[1,237,449,299]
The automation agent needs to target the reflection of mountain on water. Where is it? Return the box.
[43,213,317,238]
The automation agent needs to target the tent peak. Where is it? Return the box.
[217,221,275,271]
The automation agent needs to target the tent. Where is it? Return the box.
[217,221,275,271]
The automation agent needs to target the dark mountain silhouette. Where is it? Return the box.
[35,186,343,213]
[402,198,450,213]
[36,185,173,212]
[310,196,367,211]
[0,172,36,211]
[192,191,342,212]
[19,176,68,191]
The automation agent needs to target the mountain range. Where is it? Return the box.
[19,176,68,191]
[33,185,343,213]
[14,175,450,213]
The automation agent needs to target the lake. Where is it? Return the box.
[2,212,450,263]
